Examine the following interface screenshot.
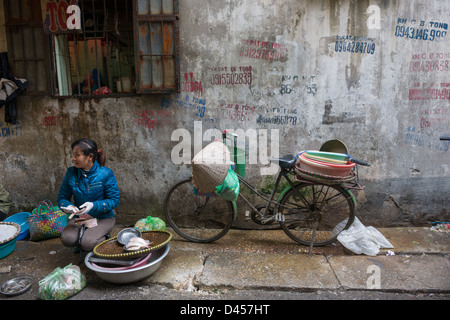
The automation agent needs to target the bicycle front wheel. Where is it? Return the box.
[278,183,355,246]
[164,178,234,243]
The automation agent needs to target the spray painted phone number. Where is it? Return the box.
[395,26,447,41]
[334,41,375,54]
[211,72,252,85]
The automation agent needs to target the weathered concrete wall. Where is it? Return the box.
[1,0,449,227]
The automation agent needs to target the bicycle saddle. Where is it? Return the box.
[269,154,296,169]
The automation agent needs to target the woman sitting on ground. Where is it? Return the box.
[57,138,120,252]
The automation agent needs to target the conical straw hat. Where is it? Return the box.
[192,141,231,193]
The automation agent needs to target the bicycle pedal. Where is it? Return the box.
[275,213,285,222]
[245,210,251,221]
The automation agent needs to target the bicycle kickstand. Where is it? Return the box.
[308,222,318,257]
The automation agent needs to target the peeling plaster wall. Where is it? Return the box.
[0,0,449,226]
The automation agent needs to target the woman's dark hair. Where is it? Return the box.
[71,138,106,166]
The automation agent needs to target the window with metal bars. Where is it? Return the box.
[3,0,51,95]
[51,0,138,96]
[3,0,180,97]
[134,0,180,93]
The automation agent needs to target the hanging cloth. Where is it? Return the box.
[0,52,30,124]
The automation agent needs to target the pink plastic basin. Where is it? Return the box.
[298,153,355,177]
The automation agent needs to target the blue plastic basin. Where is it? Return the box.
[0,238,17,260]
[5,212,31,241]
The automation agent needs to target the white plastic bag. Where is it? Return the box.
[337,217,393,256]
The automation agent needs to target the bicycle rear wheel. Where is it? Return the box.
[278,183,355,246]
[164,178,234,243]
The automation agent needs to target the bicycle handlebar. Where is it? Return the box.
[440,135,450,141]
[222,130,237,137]
[349,158,370,166]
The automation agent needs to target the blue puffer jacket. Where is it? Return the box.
[57,161,120,219]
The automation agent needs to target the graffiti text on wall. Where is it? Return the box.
[395,18,447,41]
[280,75,317,96]
[409,52,449,72]
[405,126,449,152]
[211,66,253,86]
[256,107,298,126]
[181,73,203,97]
[0,152,28,170]
[420,107,449,129]
[409,82,450,100]
[161,94,206,118]
[239,39,287,61]
[334,36,376,54]
[132,110,172,130]
[41,116,61,128]
[0,122,22,138]
[220,104,256,122]
[36,108,62,129]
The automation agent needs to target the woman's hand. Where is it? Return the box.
[62,205,80,219]
[61,205,78,214]
[77,202,93,215]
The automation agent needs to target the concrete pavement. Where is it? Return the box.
[0,225,449,300]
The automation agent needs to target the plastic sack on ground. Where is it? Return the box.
[214,166,240,201]
[134,216,166,231]
[38,264,87,300]
[337,217,393,256]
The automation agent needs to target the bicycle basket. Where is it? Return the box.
[294,165,362,189]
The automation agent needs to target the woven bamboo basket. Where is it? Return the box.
[192,141,231,193]
[93,230,172,260]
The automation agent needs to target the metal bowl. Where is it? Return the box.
[117,227,142,245]
[320,139,348,154]
[84,243,170,284]
[0,276,34,297]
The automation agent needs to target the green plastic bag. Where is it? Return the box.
[214,167,240,201]
[38,264,86,300]
[134,216,166,231]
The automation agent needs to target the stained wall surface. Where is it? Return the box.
[0,0,449,226]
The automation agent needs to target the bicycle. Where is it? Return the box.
[164,131,370,248]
